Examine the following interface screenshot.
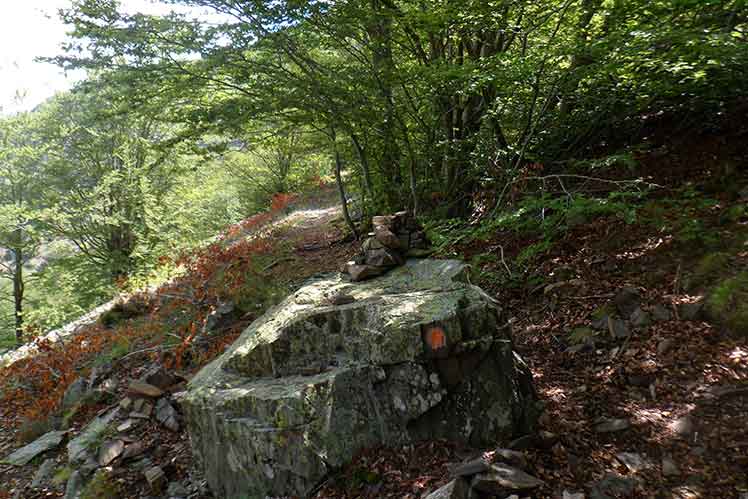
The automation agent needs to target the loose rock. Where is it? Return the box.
[155,398,180,431]
[451,456,490,477]
[64,470,86,499]
[67,409,118,464]
[470,463,544,493]
[493,448,528,470]
[145,465,167,493]
[128,381,163,398]
[142,365,179,391]
[30,458,56,488]
[594,418,630,433]
[507,434,537,451]
[652,305,672,322]
[630,308,651,328]
[121,441,147,460]
[141,401,154,417]
[1,430,67,466]
[374,227,402,249]
[372,215,396,230]
[424,478,469,499]
[117,419,138,433]
[614,287,641,318]
[615,452,651,473]
[609,318,630,339]
[365,247,403,267]
[133,398,145,412]
[662,455,681,476]
[678,301,704,321]
[345,212,431,281]
[98,439,124,466]
[345,262,386,282]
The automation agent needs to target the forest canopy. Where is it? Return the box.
[0,0,745,346]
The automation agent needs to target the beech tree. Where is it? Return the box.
[0,113,47,344]
[38,86,186,280]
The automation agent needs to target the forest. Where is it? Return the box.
[1,0,742,347]
[0,1,747,498]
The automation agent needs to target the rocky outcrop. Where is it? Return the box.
[179,259,539,499]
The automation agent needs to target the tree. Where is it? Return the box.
[38,85,184,280]
[0,113,47,345]
[51,0,748,220]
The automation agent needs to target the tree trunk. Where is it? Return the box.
[350,133,376,209]
[12,245,24,345]
[331,130,359,240]
[368,0,401,209]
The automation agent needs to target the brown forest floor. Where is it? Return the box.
[318,223,748,498]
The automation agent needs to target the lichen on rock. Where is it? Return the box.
[178,259,538,499]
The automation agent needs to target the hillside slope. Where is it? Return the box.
[1,125,747,498]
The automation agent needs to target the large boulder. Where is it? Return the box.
[179,259,538,499]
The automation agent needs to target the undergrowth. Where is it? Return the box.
[0,192,298,425]
[427,189,645,284]
[428,161,744,297]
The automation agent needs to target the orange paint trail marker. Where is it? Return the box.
[426,326,447,350]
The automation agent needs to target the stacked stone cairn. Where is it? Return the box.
[345,210,431,281]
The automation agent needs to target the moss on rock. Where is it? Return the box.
[179,259,538,499]
[706,272,748,336]
[80,470,122,499]
[569,327,597,344]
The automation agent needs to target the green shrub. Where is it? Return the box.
[688,252,730,290]
[80,470,123,499]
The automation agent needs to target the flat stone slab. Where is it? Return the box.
[425,478,469,499]
[1,431,67,466]
[471,463,545,493]
[67,409,118,464]
[180,259,538,499]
